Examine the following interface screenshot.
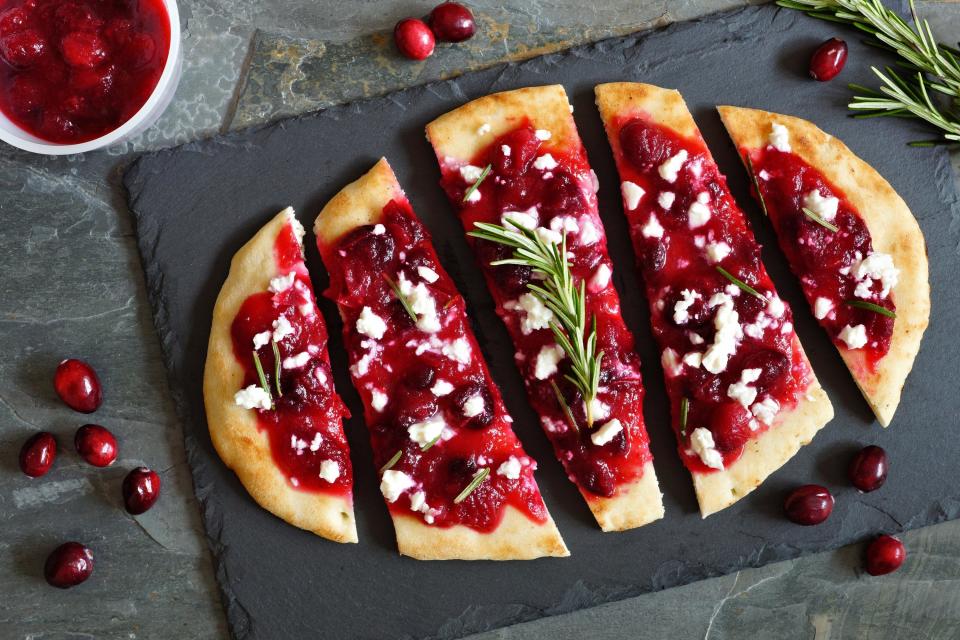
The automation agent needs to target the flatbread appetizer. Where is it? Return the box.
[426,85,665,531]
[315,158,568,560]
[595,82,834,517]
[718,106,929,427]
[204,208,356,542]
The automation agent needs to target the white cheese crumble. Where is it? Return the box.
[497,456,523,479]
[852,251,899,299]
[309,432,322,452]
[701,293,743,374]
[661,347,683,377]
[501,207,539,230]
[534,344,565,380]
[658,191,676,209]
[431,379,454,396]
[585,397,611,422]
[769,123,791,152]
[535,226,563,245]
[535,129,552,141]
[688,192,712,229]
[802,189,839,222]
[282,351,310,370]
[356,306,387,340]
[767,296,786,319]
[398,272,441,333]
[372,224,386,234]
[706,241,731,264]
[465,188,482,203]
[501,144,512,157]
[477,123,491,136]
[658,149,689,183]
[318,460,340,483]
[590,263,612,291]
[370,390,388,412]
[504,293,554,334]
[549,215,580,236]
[408,415,446,447]
[839,324,868,349]
[380,470,415,503]
[442,337,472,364]
[272,315,295,343]
[268,272,296,293]
[642,213,664,239]
[234,385,272,410]
[417,266,440,283]
[727,368,762,408]
[590,418,623,446]
[252,330,271,350]
[751,397,780,426]
[690,427,724,470]
[673,289,701,325]
[621,181,645,210]
[579,218,600,245]
[814,297,834,320]
[533,154,559,171]
[459,164,485,183]
[683,351,702,368]
[462,394,486,418]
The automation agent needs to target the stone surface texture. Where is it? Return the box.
[0,1,958,639]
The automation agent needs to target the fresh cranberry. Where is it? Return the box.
[710,402,752,452]
[452,382,493,428]
[737,349,790,393]
[40,111,79,140]
[579,460,616,497]
[103,17,134,44]
[8,75,44,115]
[404,363,436,390]
[0,7,28,35]
[848,445,887,493]
[0,29,46,67]
[60,31,109,68]
[493,126,540,177]
[54,359,102,413]
[44,542,94,588]
[74,424,117,467]
[544,171,586,218]
[620,118,673,169]
[784,484,834,525]
[428,2,476,43]
[124,32,155,68]
[122,466,161,514]
[865,535,905,576]
[55,3,103,32]
[394,18,434,61]
[19,431,57,477]
[809,38,847,81]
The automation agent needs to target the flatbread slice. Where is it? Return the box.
[718,106,930,426]
[426,85,665,531]
[595,82,834,517]
[315,158,568,560]
[204,207,357,542]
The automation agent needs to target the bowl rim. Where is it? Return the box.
[0,0,182,156]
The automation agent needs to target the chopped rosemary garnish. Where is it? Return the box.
[845,299,897,318]
[454,467,490,504]
[550,380,579,433]
[383,273,417,323]
[421,433,442,452]
[251,350,273,408]
[469,221,604,427]
[744,154,768,216]
[679,397,690,437]
[380,449,403,474]
[461,164,492,203]
[715,266,765,300]
[802,207,839,233]
[271,340,283,397]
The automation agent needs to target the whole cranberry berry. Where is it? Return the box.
[54,359,102,413]
[75,424,118,467]
[784,484,834,525]
[60,31,109,68]
[394,18,435,61]
[865,535,906,576]
[809,37,848,81]
[123,467,161,514]
[848,445,888,493]
[428,2,476,43]
[44,542,94,588]
[19,431,57,478]
[0,29,46,67]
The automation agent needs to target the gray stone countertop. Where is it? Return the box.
[1,1,959,639]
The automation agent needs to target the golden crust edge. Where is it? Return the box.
[583,461,664,531]
[717,105,930,427]
[202,207,358,543]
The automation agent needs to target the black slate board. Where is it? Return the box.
[124,5,960,639]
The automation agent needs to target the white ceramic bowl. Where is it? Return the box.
[0,0,182,155]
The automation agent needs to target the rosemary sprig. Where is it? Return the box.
[383,273,418,322]
[802,207,840,232]
[715,266,765,300]
[271,340,283,397]
[421,433,443,452]
[469,221,604,427]
[845,299,897,318]
[777,0,960,145]
[744,154,769,216]
[462,164,492,203]
[679,397,690,437]
[550,379,579,433]
[251,350,274,408]
[454,467,490,504]
[380,449,403,474]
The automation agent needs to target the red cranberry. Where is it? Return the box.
[45,542,94,588]
[492,126,541,177]
[710,402,752,453]
[40,111,79,140]
[394,18,435,61]
[809,38,847,81]
[122,467,161,514]
[61,31,109,68]
[8,75,45,115]
[55,3,103,32]
[103,18,134,45]
[784,484,834,525]
[0,7,28,35]
[428,2,476,43]
[19,431,57,478]
[620,118,673,169]
[74,424,117,467]
[865,535,905,576]
[848,445,888,493]
[0,29,46,67]
[124,32,156,68]
[54,359,102,413]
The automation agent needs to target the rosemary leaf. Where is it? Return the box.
[550,380,579,433]
[462,164,492,203]
[251,350,273,408]
[680,397,690,437]
[454,467,490,504]
[271,340,283,397]
[421,433,443,452]
[383,273,418,323]
[845,299,897,318]
[379,449,403,474]
[802,207,840,232]
[715,266,765,300]
[744,154,769,216]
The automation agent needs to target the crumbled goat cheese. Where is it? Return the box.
[727,368,762,408]
[769,123,791,152]
[462,394,486,418]
[504,293,554,334]
[642,213,664,239]
[282,351,310,370]
[318,460,340,483]
[852,251,899,299]
[673,289,701,325]
[579,218,600,244]
[272,315,295,343]
[839,324,868,349]
[621,181,645,210]
[417,266,440,283]
[371,390,388,412]
[706,241,731,263]
[372,224,386,234]
[688,192,711,229]
[356,306,387,340]
[234,385,272,410]
[659,149,689,183]
[269,272,296,293]
[501,144,511,157]
[661,347,683,377]
[533,154,559,171]
[460,164,485,183]
[701,293,743,374]
[501,207,539,230]
[380,470,415,503]
[497,456,523,479]
[585,397,611,421]
[408,415,446,447]
[442,338,472,364]
[252,331,272,350]
[309,432,323,452]
[683,352,702,368]
[766,296,785,319]
[535,129,552,140]
[398,272,441,333]
[751,397,780,426]
[802,189,839,222]
[814,297,834,320]
[431,380,454,396]
[690,427,724,470]
[534,344,565,380]
[658,191,676,209]
[590,263,612,291]
[591,419,624,446]
[477,123,491,136]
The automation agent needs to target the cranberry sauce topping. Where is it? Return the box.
[609,115,813,473]
[437,122,653,498]
[229,219,351,496]
[0,0,171,143]
[747,144,895,370]
[321,199,548,532]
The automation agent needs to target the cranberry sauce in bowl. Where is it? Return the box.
[0,0,171,144]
